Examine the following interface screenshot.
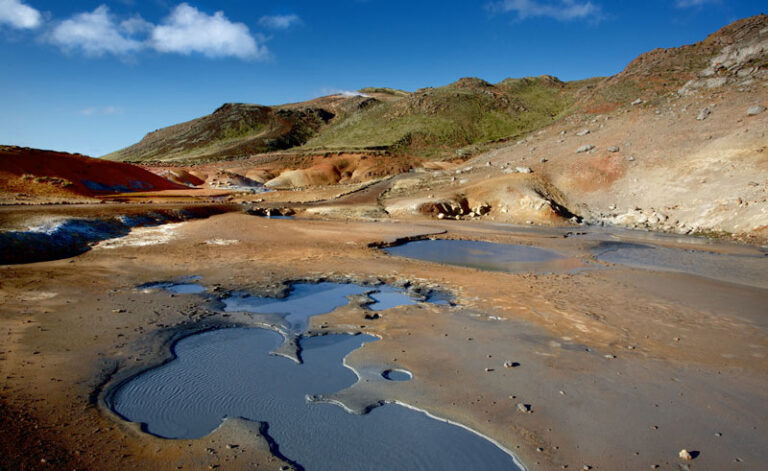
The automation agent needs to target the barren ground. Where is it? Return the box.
[1,208,766,470]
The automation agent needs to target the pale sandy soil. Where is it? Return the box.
[1,210,766,470]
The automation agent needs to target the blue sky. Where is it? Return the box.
[0,0,764,156]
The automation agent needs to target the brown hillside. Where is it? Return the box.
[0,146,186,202]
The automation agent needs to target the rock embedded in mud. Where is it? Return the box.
[696,108,711,120]
[747,105,766,116]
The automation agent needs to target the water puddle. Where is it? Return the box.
[385,239,585,274]
[109,328,520,470]
[222,282,438,335]
[593,241,768,289]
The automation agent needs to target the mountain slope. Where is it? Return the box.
[0,146,185,202]
[105,76,584,164]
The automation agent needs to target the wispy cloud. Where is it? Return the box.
[49,6,142,56]
[674,0,720,8]
[151,3,267,60]
[258,14,301,30]
[487,0,602,22]
[79,105,122,116]
[321,88,369,98]
[47,3,268,60]
[0,0,42,29]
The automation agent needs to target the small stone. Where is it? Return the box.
[540,158,548,163]
[582,466,592,470]
[696,108,711,120]
[516,166,533,174]
[714,432,722,437]
[484,367,494,372]
[747,105,766,116]
[576,129,590,136]
[516,403,532,413]
[631,98,644,106]
[437,213,445,220]
[576,145,595,154]
[503,361,520,368]
[608,146,620,152]
[628,155,635,161]
[679,449,693,461]
[536,447,544,453]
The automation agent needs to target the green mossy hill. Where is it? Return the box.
[302,75,578,158]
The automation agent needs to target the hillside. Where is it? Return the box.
[0,146,185,203]
[105,75,584,164]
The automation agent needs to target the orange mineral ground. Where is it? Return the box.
[0,146,186,202]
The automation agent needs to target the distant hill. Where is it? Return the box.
[104,75,585,164]
[0,146,184,201]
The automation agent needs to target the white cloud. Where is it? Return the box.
[258,14,301,30]
[120,15,153,35]
[79,106,121,116]
[0,0,42,29]
[487,0,602,22]
[49,5,142,56]
[151,3,267,60]
[321,88,370,98]
[675,0,719,8]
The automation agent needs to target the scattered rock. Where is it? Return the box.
[679,449,693,461]
[631,98,644,106]
[608,146,620,152]
[437,213,445,220]
[747,105,766,116]
[515,166,533,174]
[696,108,711,120]
[576,129,590,136]
[628,155,635,161]
[516,403,532,413]
[576,145,595,154]
[503,361,520,368]
[484,367,494,372]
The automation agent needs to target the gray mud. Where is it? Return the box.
[110,328,521,471]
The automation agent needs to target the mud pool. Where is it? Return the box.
[592,240,768,288]
[222,282,440,334]
[110,328,521,470]
[385,239,582,274]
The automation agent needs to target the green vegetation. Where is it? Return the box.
[106,76,585,163]
[302,76,577,158]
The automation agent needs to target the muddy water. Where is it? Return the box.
[386,239,583,274]
[592,241,768,289]
[111,328,521,470]
[222,283,436,333]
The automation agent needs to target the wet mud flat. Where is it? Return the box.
[105,278,521,470]
[0,213,766,470]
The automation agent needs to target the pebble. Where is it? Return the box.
[679,449,693,461]
[696,108,711,120]
[576,145,595,154]
[576,129,590,136]
[516,403,532,414]
[747,105,766,116]
[608,146,620,152]
[504,361,520,368]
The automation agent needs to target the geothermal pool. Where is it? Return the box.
[110,281,522,470]
[385,239,582,274]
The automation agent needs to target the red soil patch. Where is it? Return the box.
[0,146,186,199]
[568,153,627,193]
